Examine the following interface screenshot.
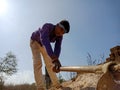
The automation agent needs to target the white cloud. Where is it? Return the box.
[5,70,35,85]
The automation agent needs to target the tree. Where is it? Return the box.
[65,72,77,81]
[87,52,105,65]
[0,52,17,90]
[58,73,65,83]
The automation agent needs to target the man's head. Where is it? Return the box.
[55,20,70,36]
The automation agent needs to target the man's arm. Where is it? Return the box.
[52,37,63,73]
[40,23,54,57]
[54,37,63,58]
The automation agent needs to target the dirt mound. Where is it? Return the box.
[61,73,102,90]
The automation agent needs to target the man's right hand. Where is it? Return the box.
[52,60,61,73]
[51,55,61,73]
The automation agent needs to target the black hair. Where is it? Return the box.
[59,20,70,33]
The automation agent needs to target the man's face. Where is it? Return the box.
[55,25,65,36]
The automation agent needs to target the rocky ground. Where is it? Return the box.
[49,73,102,90]
[60,73,102,90]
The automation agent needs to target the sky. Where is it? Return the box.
[0,0,120,85]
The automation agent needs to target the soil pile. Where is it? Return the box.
[61,73,102,90]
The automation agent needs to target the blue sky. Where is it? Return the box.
[0,0,120,84]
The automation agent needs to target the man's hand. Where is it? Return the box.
[52,58,61,73]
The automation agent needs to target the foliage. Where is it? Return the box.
[87,53,105,65]
[69,72,76,80]
[58,73,65,83]
[0,52,18,90]
[0,52,17,75]
[66,72,77,81]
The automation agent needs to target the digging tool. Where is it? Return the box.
[60,62,120,74]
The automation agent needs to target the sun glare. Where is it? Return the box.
[0,0,8,16]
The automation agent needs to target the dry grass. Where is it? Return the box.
[3,83,36,90]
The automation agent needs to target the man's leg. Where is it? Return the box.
[45,67,51,89]
[30,40,46,90]
[38,44,61,88]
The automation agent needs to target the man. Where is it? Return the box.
[30,20,70,90]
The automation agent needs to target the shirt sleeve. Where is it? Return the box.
[54,36,63,58]
[40,24,54,57]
